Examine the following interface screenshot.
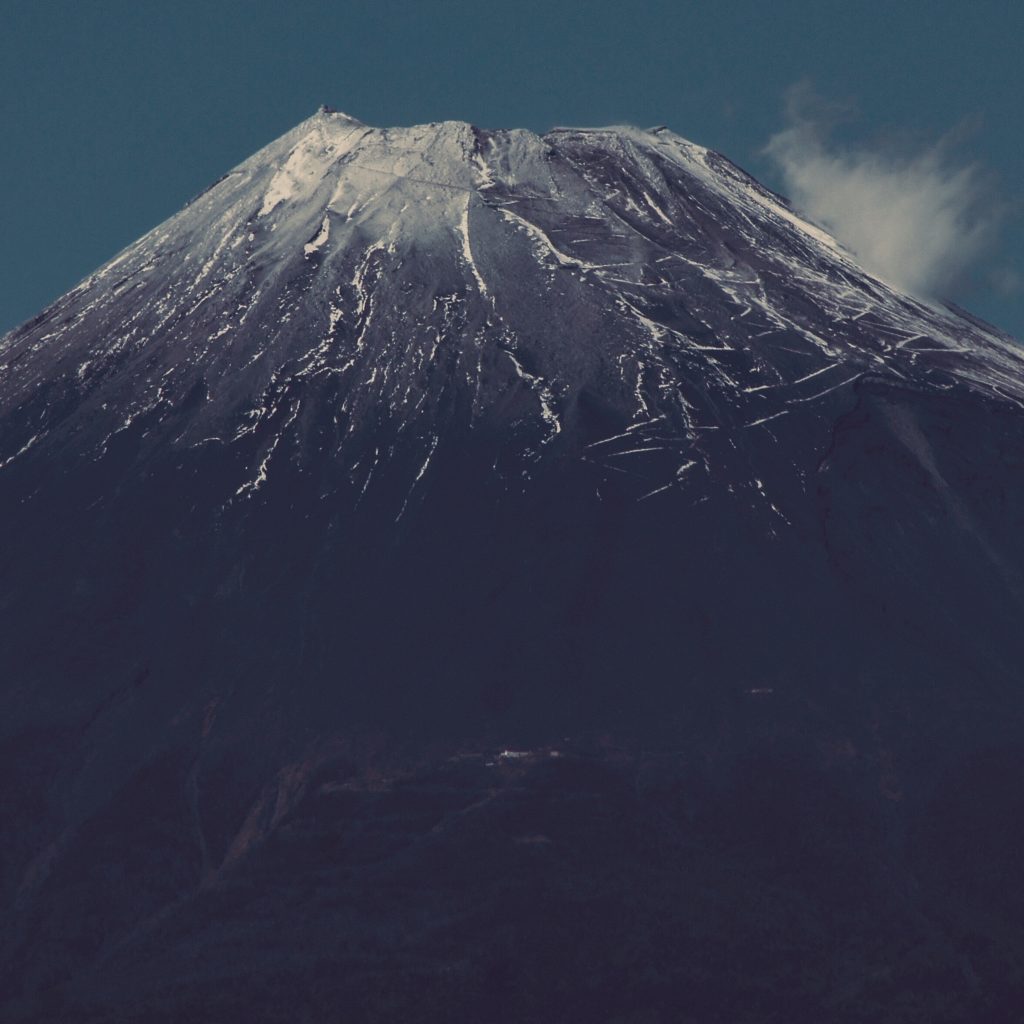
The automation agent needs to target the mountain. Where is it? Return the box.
[3,108,1024,1022]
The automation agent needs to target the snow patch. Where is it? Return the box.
[458,196,489,298]
[304,216,331,256]
[260,123,365,217]
[504,349,561,442]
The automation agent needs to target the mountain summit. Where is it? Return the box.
[6,108,1021,503]
[3,110,1024,1022]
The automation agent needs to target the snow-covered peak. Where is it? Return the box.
[2,108,1023,520]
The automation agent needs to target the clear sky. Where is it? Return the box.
[2,0,1020,338]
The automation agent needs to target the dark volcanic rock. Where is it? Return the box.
[2,109,1024,1022]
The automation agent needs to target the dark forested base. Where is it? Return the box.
[5,738,1024,1024]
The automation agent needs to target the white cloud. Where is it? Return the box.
[765,84,1001,298]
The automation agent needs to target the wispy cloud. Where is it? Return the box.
[765,83,1002,299]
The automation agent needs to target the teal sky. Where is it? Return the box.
[2,0,1020,338]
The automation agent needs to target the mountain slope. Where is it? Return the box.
[3,109,1024,1022]
[5,109,1022,506]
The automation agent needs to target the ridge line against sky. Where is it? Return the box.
[1,0,1019,340]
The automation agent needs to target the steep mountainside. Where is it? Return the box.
[3,109,1024,1022]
